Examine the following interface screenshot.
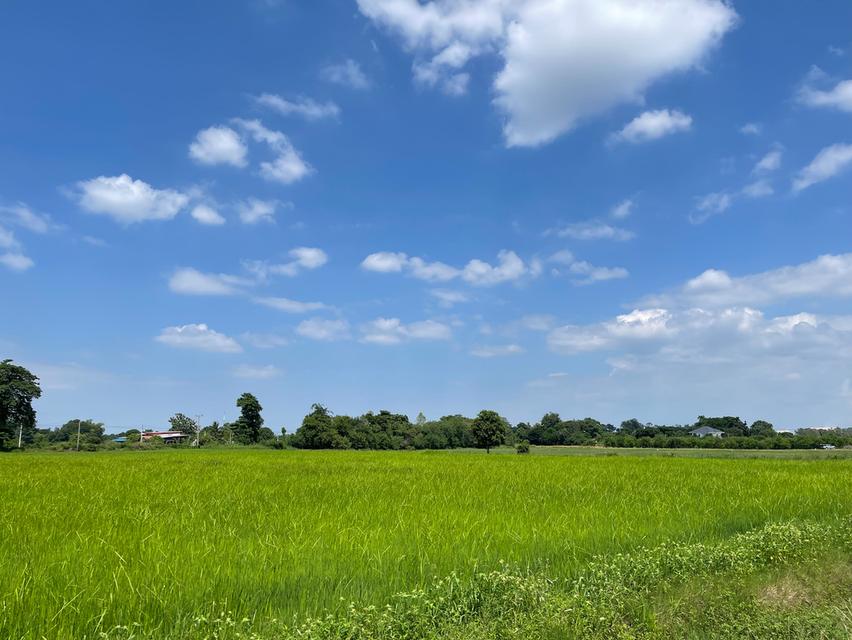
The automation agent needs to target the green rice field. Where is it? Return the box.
[1,448,851,639]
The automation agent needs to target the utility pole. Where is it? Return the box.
[76,419,82,451]
[17,424,23,448]
[194,414,203,447]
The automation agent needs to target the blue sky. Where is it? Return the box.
[2,0,852,432]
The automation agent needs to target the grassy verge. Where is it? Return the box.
[95,517,851,639]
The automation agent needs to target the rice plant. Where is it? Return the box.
[0,449,849,639]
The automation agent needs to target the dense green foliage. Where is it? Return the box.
[1,449,850,639]
[470,410,510,452]
[0,359,41,449]
[168,413,199,436]
[2,359,848,452]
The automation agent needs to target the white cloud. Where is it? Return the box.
[240,332,289,349]
[548,250,628,285]
[234,119,314,184]
[739,122,761,135]
[520,314,555,332]
[409,256,462,281]
[741,179,774,198]
[360,317,452,345]
[155,324,242,353]
[75,174,189,224]
[321,59,370,89]
[82,235,108,247]
[496,1,733,147]
[244,247,328,277]
[470,344,524,357]
[253,297,329,313]
[0,220,35,271]
[546,306,852,388]
[690,191,732,224]
[798,78,852,113]
[548,249,574,266]
[690,149,780,219]
[237,198,279,225]
[461,250,536,285]
[554,221,634,241]
[361,251,410,273]
[359,0,735,147]
[188,126,248,167]
[0,225,19,250]
[0,203,53,233]
[753,147,782,174]
[647,253,852,309]
[792,143,852,192]
[567,261,629,285]
[233,364,281,379]
[611,199,633,219]
[254,94,341,120]
[297,318,351,341]
[288,247,328,270]
[362,249,538,286]
[413,42,473,95]
[0,252,34,272]
[429,288,469,307]
[190,204,226,226]
[609,109,692,145]
[548,308,672,354]
[168,268,250,296]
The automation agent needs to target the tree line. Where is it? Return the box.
[2,359,851,452]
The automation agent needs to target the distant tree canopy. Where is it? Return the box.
[471,410,510,453]
[749,420,776,437]
[168,413,199,436]
[2,376,849,453]
[516,413,612,446]
[695,415,749,437]
[35,419,106,450]
[234,393,264,444]
[0,360,41,449]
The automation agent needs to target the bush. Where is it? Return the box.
[516,440,530,454]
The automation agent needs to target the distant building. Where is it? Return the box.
[141,431,188,444]
[689,426,725,438]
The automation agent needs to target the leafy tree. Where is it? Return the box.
[0,359,41,449]
[694,415,749,437]
[233,393,263,444]
[292,403,336,449]
[200,421,223,445]
[415,412,427,426]
[168,413,199,436]
[749,420,775,437]
[49,419,105,450]
[619,418,644,435]
[471,409,509,453]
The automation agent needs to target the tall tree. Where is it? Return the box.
[749,420,775,437]
[234,393,263,444]
[292,403,336,449]
[0,360,41,449]
[168,413,199,436]
[471,410,509,453]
